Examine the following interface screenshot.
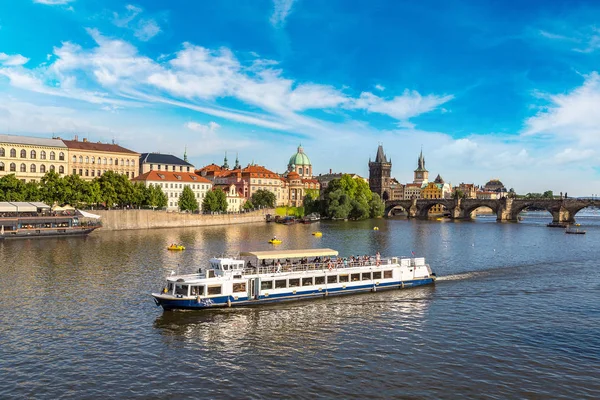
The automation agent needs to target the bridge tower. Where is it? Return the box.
[413,149,429,186]
[369,145,392,201]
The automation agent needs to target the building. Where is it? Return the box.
[287,145,312,178]
[213,183,246,212]
[482,179,507,197]
[404,183,422,200]
[389,178,405,200]
[413,150,429,186]
[456,183,477,199]
[421,182,444,214]
[64,137,139,181]
[284,145,320,207]
[0,134,68,182]
[139,152,195,175]
[132,170,212,211]
[368,145,392,201]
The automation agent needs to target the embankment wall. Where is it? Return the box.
[93,209,272,231]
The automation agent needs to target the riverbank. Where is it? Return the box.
[93,209,272,231]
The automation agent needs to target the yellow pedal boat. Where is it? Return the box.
[167,245,185,251]
[268,239,282,244]
[312,231,323,237]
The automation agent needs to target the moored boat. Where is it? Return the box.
[152,248,436,311]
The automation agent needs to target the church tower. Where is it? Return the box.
[369,145,392,201]
[413,149,429,186]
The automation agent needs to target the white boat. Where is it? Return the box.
[152,248,436,310]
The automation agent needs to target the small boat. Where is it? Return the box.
[373,227,379,231]
[268,239,282,244]
[152,248,436,310]
[565,229,586,235]
[168,245,186,251]
[312,231,322,237]
[547,222,567,228]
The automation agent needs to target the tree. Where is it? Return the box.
[202,189,228,212]
[303,189,321,215]
[542,190,554,199]
[453,189,464,200]
[23,181,41,201]
[179,185,199,212]
[323,188,352,219]
[147,184,168,209]
[369,192,385,218]
[251,189,276,208]
[243,199,254,210]
[39,170,67,205]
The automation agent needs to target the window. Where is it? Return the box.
[30,164,36,173]
[314,276,325,285]
[190,285,204,296]
[20,163,26,172]
[158,165,161,170]
[327,275,337,284]
[302,277,313,286]
[20,149,26,158]
[275,279,287,289]
[0,162,4,171]
[72,168,76,175]
[97,170,100,176]
[50,165,55,171]
[30,150,36,159]
[207,285,222,295]
[373,271,382,280]
[59,152,64,161]
[50,152,55,160]
[150,164,154,170]
[289,278,300,287]
[232,282,246,292]
[362,272,371,281]
[79,169,83,176]
[121,159,124,166]
[85,156,89,164]
[91,170,95,177]
[79,156,83,163]
[351,273,360,282]
[384,270,393,279]
[109,158,113,165]
[175,284,189,296]
[131,159,135,166]
[126,159,130,167]
[57,166,63,174]
[91,157,95,164]
[10,148,16,157]
[103,158,107,165]
[10,163,16,172]
[261,280,273,290]
[0,148,4,157]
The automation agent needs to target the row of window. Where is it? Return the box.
[262,270,393,290]
[71,155,135,167]
[171,283,246,296]
[154,182,209,190]
[71,169,133,178]
[150,164,191,172]
[0,148,64,160]
[0,162,63,174]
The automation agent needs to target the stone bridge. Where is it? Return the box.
[384,198,600,223]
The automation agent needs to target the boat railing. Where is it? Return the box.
[243,257,401,275]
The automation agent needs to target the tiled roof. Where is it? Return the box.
[242,165,279,178]
[196,163,223,173]
[132,170,212,183]
[140,153,194,167]
[63,139,138,154]
[0,134,67,148]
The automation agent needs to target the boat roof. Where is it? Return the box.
[240,248,339,260]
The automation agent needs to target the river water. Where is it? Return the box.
[1,213,599,399]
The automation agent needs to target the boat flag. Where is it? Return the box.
[411,251,415,256]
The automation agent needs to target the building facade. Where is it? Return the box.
[213,183,246,212]
[139,152,195,175]
[64,137,139,181]
[0,134,68,182]
[368,145,392,201]
[132,170,212,211]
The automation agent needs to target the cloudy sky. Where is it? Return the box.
[1,0,599,195]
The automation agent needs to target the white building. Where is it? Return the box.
[214,183,246,212]
[132,170,212,211]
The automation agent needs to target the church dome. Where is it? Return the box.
[288,145,311,168]
[484,179,505,192]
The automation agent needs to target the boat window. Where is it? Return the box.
[373,271,382,280]
[339,275,349,283]
[232,282,246,292]
[314,276,325,285]
[261,280,273,290]
[384,270,393,279]
[190,285,205,296]
[207,285,222,295]
[362,272,371,281]
[175,284,189,296]
[222,264,229,270]
[327,275,337,284]
[168,283,174,292]
[275,279,287,289]
[351,273,360,282]
[302,277,313,286]
[288,278,300,287]
[207,270,215,278]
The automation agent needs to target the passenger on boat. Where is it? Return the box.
[276,261,282,273]
[376,252,381,266]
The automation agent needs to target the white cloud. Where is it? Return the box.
[351,90,454,120]
[33,0,74,4]
[270,0,296,28]
[112,4,161,41]
[186,121,221,134]
[553,148,596,164]
[524,71,600,145]
[375,84,385,91]
[0,53,29,66]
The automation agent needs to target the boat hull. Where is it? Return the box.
[0,226,99,240]
[153,277,435,311]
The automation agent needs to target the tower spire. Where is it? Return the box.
[234,152,240,169]
[222,151,229,169]
[183,146,188,162]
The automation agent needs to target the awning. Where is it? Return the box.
[63,205,76,211]
[240,248,338,260]
[28,202,51,209]
[0,202,17,212]
[8,202,37,212]
[52,205,65,211]
[76,209,102,219]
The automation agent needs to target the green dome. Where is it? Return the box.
[288,145,311,167]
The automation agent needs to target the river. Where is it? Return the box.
[1,213,599,399]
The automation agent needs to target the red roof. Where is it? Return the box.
[132,170,212,183]
[242,165,279,178]
[63,139,138,154]
[196,163,223,173]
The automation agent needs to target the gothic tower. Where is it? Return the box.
[369,145,392,201]
[413,149,429,185]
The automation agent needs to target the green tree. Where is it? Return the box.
[323,188,352,219]
[39,170,67,205]
[23,181,41,201]
[243,199,254,210]
[368,192,385,218]
[542,190,554,199]
[130,181,148,208]
[147,184,168,209]
[251,189,276,208]
[202,189,228,212]
[179,185,199,212]
[96,171,119,208]
[453,189,464,199]
[213,188,228,212]
[303,189,321,215]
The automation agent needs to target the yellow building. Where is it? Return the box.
[63,137,139,181]
[421,182,445,215]
[0,134,68,182]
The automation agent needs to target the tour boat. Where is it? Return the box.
[151,248,436,311]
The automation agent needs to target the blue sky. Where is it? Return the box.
[1,0,600,195]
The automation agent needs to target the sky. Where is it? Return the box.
[1,0,600,195]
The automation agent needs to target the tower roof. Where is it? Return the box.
[375,145,387,163]
[415,149,428,172]
[434,174,444,184]
[288,145,311,168]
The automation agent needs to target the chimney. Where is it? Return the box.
[329,169,332,174]
[83,138,88,142]
[74,134,78,141]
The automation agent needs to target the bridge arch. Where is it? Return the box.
[460,201,500,219]
[415,200,455,218]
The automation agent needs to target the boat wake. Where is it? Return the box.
[436,271,489,282]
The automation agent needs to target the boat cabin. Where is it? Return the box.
[206,257,245,278]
